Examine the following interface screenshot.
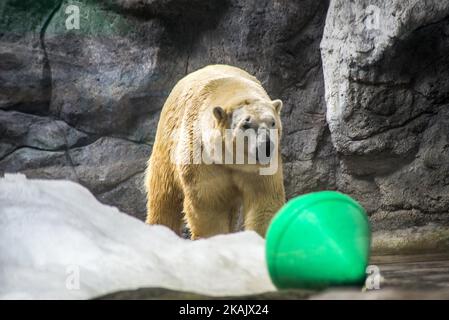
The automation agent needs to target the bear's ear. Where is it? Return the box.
[272,99,283,115]
[213,106,227,123]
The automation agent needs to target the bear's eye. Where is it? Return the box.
[270,121,276,127]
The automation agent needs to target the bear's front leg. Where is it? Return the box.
[179,165,241,239]
[183,197,235,239]
[145,155,184,235]
[242,174,285,237]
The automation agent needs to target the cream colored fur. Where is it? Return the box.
[145,64,285,239]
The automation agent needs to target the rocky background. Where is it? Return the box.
[1,0,449,235]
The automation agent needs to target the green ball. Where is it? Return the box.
[266,191,371,289]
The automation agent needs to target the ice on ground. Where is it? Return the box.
[0,174,275,300]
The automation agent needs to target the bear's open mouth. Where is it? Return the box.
[255,139,274,164]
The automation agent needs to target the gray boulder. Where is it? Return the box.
[321,0,449,225]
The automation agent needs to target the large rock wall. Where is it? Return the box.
[1,0,449,232]
[321,0,449,230]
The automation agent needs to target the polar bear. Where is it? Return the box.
[145,64,285,239]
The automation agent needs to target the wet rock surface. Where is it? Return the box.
[99,253,449,300]
[1,0,449,236]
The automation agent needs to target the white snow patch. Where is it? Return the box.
[0,174,275,299]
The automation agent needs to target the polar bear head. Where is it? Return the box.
[212,98,283,169]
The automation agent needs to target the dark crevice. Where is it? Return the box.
[348,76,411,88]
[280,63,320,95]
[38,0,80,183]
[97,169,146,196]
[54,121,80,182]
[104,0,230,35]
[405,13,449,38]
[0,132,151,164]
[350,109,435,142]
[312,124,334,160]
[380,205,449,218]
[39,0,64,116]
[285,126,317,136]
[0,108,153,147]
[0,144,65,163]
[62,125,153,147]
